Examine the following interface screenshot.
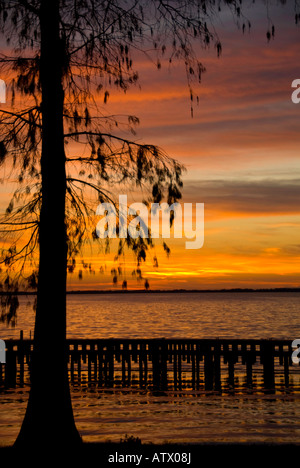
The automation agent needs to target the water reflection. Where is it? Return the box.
[1,292,300,340]
[71,385,300,445]
[1,381,300,446]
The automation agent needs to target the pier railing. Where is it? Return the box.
[1,338,299,392]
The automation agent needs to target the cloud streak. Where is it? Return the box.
[182,179,300,218]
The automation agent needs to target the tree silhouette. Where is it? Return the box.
[0,0,297,452]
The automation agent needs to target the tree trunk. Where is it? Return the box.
[14,0,82,451]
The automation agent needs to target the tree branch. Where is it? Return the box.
[17,0,40,16]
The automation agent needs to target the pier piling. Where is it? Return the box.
[1,338,298,391]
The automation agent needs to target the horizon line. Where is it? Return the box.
[1,287,299,295]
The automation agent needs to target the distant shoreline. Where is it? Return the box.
[0,287,299,295]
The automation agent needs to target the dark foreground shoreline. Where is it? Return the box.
[1,442,299,465]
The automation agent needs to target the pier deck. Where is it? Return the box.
[1,338,299,391]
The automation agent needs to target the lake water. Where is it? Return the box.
[1,291,299,340]
[0,291,300,446]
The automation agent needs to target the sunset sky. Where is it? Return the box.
[1,1,300,291]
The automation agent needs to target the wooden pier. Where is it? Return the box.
[1,338,299,392]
